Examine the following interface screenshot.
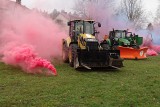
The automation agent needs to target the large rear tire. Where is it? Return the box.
[69,44,77,67]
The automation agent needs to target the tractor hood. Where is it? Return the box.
[80,34,95,39]
[119,38,130,45]
[78,33,99,50]
[80,33,98,42]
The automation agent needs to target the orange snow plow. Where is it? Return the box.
[118,46,148,59]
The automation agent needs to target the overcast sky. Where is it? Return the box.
[10,0,159,15]
[11,0,75,13]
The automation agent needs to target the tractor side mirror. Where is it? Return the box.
[67,22,71,26]
[94,22,101,27]
[98,23,101,27]
[93,30,99,36]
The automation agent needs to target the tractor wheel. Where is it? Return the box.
[69,44,77,67]
[62,44,69,63]
[73,52,79,69]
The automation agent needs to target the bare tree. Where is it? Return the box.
[147,23,153,31]
[154,3,160,25]
[50,9,60,20]
[73,0,88,18]
[73,0,115,19]
[119,0,147,29]
[121,0,142,21]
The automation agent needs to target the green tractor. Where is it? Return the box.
[62,20,123,69]
[107,29,148,59]
[109,30,143,48]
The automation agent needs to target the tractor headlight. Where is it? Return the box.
[85,38,98,42]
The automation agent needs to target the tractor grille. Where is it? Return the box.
[78,50,109,65]
[77,49,123,68]
[86,42,99,50]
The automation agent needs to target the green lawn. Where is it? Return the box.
[0,56,160,107]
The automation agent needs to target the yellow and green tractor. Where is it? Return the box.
[62,20,123,69]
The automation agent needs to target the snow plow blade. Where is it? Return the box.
[118,46,148,59]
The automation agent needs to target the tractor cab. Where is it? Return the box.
[115,31,126,38]
[109,30,135,39]
[68,20,101,42]
[109,30,128,46]
[109,30,134,39]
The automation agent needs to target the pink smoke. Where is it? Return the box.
[0,0,67,75]
[142,34,160,56]
[2,43,57,75]
[147,49,158,56]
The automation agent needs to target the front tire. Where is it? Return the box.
[68,44,77,67]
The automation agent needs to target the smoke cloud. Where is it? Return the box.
[78,0,160,55]
[0,0,67,75]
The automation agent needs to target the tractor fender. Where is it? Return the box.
[69,42,78,47]
[62,37,71,48]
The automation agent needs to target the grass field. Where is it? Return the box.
[0,56,160,107]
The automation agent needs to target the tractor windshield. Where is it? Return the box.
[84,21,94,34]
[75,21,94,35]
[115,32,126,38]
[75,21,83,33]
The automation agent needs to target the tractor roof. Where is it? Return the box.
[69,19,95,22]
[114,30,127,32]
